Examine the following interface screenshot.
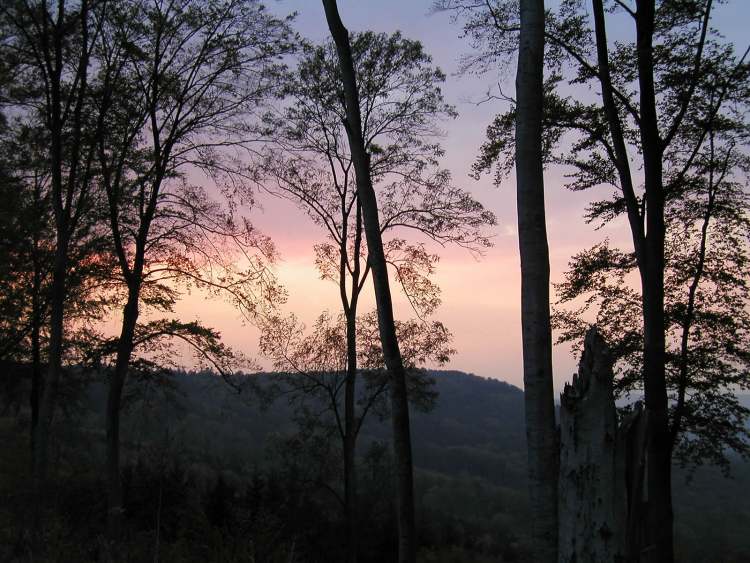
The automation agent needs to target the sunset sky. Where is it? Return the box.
[173,0,748,391]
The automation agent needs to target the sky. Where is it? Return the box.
[172,0,749,391]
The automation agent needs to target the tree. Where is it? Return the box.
[87,0,294,539]
[437,1,558,558]
[0,119,118,465]
[0,124,55,431]
[260,310,451,555]
[514,0,558,560]
[558,327,626,562]
[260,30,494,562]
[321,1,454,559]
[553,124,750,473]
[440,0,749,559]
[1,0,103,490]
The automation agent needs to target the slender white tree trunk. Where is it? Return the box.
[515,0,559,559]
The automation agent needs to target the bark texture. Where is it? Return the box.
[558,328,625,563]
[321,2,416,560]
[515,0,559,559]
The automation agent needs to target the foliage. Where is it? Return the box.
[256,24,494,457]
[255,31,495,556]
[0,110,120,368]
[440,0,750,470]
[90,0,294,330]
[264,30,495,255]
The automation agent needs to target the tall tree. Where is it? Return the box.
[261,31,494,562]
[514,0,558,560]
[89,0,294,539]
[321,1,425,560]
[0,120,118,464]
[0,0,100,489]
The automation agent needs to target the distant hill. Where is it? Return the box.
[19,368,750,561]
[80,370,529,485]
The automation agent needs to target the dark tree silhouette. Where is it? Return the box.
[0,121,118,464]
[553,126,750,473]
[87,0,294,539]
[1,0,101,492]
[260,30,494,562]
[321,1,436,560]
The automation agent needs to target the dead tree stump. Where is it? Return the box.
[558,327,626,563]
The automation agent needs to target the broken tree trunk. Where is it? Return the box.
[558,327,626,563]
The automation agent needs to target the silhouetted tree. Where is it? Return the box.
[321,1,438,559]
[1,0,103,490]
[553,125,750,473]
[260,29,494,562]
[0,121,119,464]
[86,0,294,538]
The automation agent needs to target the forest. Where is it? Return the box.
[0,1,748,562]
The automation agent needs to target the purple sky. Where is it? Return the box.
[174,0,749,390]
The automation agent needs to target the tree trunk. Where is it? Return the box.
[30,174,43,465]
[322,2,417,560]
[31,237,67,547]
[33,29,68,489]
[33,238,68,486]
[591,0,645,265]
[515,0,559,560]
[344,308,358,563]
[634,2,674,560]
[32,0,91,497]
[558,328,625,563]
[621,403,649,562]
[30,257,42,465]
[106,284,141,541]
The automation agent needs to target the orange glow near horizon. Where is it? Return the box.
[171,175,630,391]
